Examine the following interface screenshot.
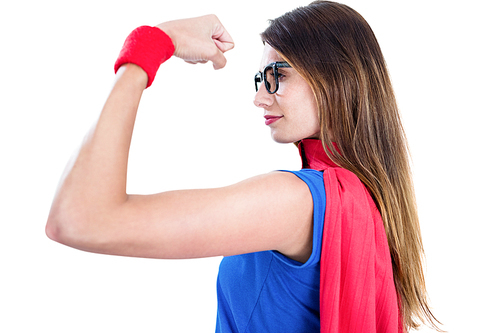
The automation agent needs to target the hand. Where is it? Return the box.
[156,14,234,70]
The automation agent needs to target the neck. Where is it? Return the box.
[298,139,340,171]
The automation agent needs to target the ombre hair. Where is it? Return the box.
[262,1,441,331]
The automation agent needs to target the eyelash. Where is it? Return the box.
[270,71,285,80]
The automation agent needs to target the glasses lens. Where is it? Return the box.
[264,66,277,93]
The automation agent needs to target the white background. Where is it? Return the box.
[1,0,498,332]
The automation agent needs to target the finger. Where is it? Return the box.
[209,48,227,70]
[214,39,234,53]
[212,25,234,53]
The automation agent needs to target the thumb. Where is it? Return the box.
[210,25,234,69]
[210,50,227,70]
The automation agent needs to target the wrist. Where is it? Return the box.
[114,26,175,88]
[115,63,149,89]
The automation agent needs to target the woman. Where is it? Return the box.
[46,1,440,332]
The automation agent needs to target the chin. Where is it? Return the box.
[271,129,320,144]
[272,138,294,144]
[270,132,300,144]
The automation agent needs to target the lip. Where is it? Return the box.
[264,115,283,125]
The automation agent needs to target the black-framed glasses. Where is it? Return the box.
[254,61,292,94]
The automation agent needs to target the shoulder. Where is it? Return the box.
[282,169,324,185]
[258,171,319,263]
[238,170,321,210]
[249,170,315,194]
[221,170,314,204]
[279,169,326,200]
[220,171,316,263]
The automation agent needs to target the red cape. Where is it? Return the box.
[298,139,402,333]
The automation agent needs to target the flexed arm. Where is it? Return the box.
[46,15,314,263]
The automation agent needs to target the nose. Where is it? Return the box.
[253,84,274,109]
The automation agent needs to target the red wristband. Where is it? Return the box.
[114,26,175,88]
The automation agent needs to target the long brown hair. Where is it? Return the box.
[262,1,441,331]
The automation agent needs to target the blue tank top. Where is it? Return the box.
[215,169,326,332]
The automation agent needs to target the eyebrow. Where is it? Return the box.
[263,61,291,69]
[259,60,290,72]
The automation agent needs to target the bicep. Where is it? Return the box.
[79,172,314,260]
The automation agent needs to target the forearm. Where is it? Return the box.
[46,64,147,244]
[85,64,146,200]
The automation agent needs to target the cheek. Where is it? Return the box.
[292,92,320,135]
[301,112,321,139]
[272,78,321,141]
[281,101,320,140]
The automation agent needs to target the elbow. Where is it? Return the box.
[46,210,67,245]
[45,184,129,253]
[45,200,91,249]
[45,217,59,243]
[45,204,73,245]
[46,200,117,254]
